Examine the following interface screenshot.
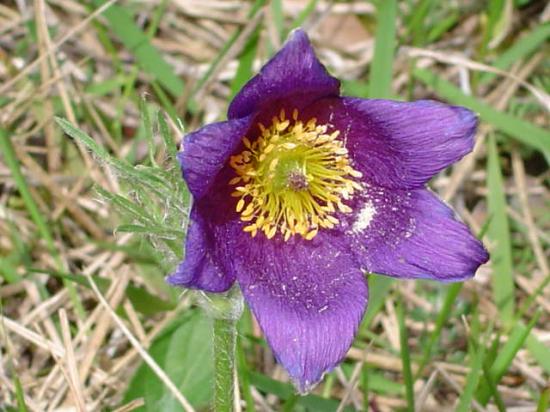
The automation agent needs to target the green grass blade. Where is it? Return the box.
[480,0,506,55]
[237,339,256,412]
[491,314,541,382]
[361,364,369,411]
[192,0,266,97]
[480,23,550,84]
[480,360,507,412]
[0,129,56,256]
[229,30,260,101]
[369,0,397,98]
[397,296,415,411]
[14,376,29,412]
[525,333,550,374]
[84,76,126,96]
[361,276,394,330]
[0,258,21,284]
[514,273,550,327]
[342,79,370,98]
[414,68,550,157]
[415,282,463,380]
[427,11,459,43]
[271,0,284,42]
[477,312,542,404]
[250,373,354,412]
[0,128,84,316]
[407,0,435,45]
[287,0,319,33]
[486,134,515,324]
[537,387,550,412]
[455,318,488,412]
[28,268,175,315]
[93,0,184,96]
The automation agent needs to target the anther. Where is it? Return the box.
[229,108,362,241]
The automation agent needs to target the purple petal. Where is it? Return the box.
[302,98,477,189]
[178,116,252,199]
[345,187,488,281]
[167,207,236,292]
[228,29,340,120]
[231,231,368,392]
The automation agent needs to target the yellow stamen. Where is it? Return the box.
[236,198,245,212]
[229,109,362,240]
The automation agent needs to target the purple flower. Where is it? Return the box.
[168,29,489,392]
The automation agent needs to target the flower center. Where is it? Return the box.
[229,109,362,241]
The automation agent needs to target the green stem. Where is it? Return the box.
[213,317,237,412]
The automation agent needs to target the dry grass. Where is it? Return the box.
[0,0,549,411]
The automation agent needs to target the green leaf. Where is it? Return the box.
[116,224,184,239]
[139,96,156,166]
[123,310,214,410]
[157,111,179,162]
[95,186,154,225]
[56,117,167,192]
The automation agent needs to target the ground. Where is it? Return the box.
[0,0,549,411]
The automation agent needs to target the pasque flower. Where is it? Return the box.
[168,29,489,392]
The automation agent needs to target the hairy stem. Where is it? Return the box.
[213,317,237,412]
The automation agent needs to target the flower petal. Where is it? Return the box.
[178,116,252,199]
[167,207,236,292]
[302,98,477,189]
[346,187,488,281]
[231,231,368,392]
[228,29,340,120]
